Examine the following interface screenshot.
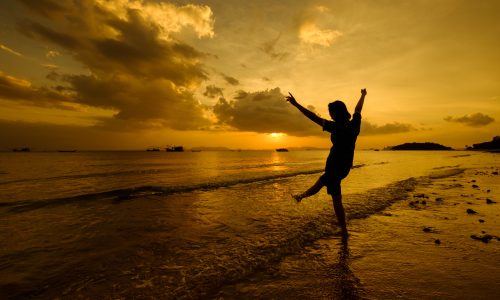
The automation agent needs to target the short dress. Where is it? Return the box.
[319,112,361,195]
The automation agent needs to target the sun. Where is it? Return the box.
[269,132,285,138]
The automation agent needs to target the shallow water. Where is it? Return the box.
[0,150,498,298]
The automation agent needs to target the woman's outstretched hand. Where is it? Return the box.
[285,92,298,105]
[361,88,367,96]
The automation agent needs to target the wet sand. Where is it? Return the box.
[216,166,500,299]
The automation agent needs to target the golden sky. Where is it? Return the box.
[0,0,499,150]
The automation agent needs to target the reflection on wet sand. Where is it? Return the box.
[329,242,363,300]
[215,237,364,299]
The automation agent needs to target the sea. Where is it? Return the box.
[0,150,498,299]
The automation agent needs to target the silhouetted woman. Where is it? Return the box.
[285,89,367,239]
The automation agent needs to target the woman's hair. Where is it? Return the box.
[328,100,351,122]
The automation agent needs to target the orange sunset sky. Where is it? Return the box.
[0,0,499,150]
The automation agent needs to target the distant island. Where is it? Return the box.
[387,142,453,150]
[467,136,500,151]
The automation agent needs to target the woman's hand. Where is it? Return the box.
[285,92,298,105]
[355,89,367,113]
[285,92,324,126]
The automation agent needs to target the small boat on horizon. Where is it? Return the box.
[58,150,77,152]
[13,147,30,152]
[166,146,184,152]
[275,148,289,152]
[146,147,161,152]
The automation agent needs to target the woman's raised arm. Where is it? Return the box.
[286,92,324,127]
[355,88,367,114]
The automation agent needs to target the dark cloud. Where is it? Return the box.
[212,87,416,137]
[0,72,75,110]
[14,0,214,130]
[65,74,209,130]
[360,121,415,135]
[213,87,321,136]
[203,85,224,98]
[221,73,240,86]
[260,35,289,60]
[18,0,67,18]
[18,20,81,50]
[444,113,494,127]
[45,71,61,81]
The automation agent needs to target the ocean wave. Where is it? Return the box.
[432,165,460,170]
[0,168,177,185]
[0,161,364,186]
[1,169,327,212]
[428,168,465,179]
[219,162,288,170]
[351,163,366,169]
[0,164,372,212]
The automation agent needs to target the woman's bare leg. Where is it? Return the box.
[293,177,324,202]
[332,194,348,240]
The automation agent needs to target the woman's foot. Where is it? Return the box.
[292,193,303,203]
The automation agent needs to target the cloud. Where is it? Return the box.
[15,0,215,130]
[212,87,417,137]
[296,5,342,47]
[94,0,215,38]
[46,50,60,58]
[18,0,66,18]
[260,35,289,60]
[360,120,415,135]
[0,43,22,56]
[0,72,76,110]
[213,87,321,136]
[41,64,59,71]
[203,85,224,98]
[221,73,240,86]
[444,113,495,127]
[299,22,342,47]
[315,5,330,13]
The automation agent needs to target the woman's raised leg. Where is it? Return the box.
[293,177,324,202]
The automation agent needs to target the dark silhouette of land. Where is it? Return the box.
[468,136,500,151]
[388,142,453,150]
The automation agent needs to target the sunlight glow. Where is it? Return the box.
[269,132,285,138]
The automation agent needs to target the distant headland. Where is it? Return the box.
[386,142,453,150]
[467,136,500,152]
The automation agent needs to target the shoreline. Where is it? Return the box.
[215,165,500,299]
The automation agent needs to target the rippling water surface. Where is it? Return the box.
[0,150,497,298]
